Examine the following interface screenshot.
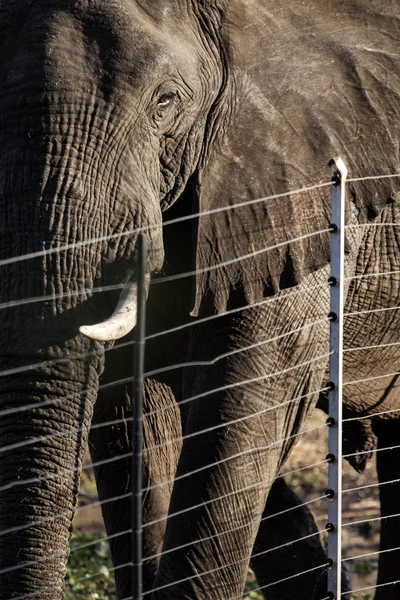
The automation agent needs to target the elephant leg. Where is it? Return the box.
[250,477,351,600]
[152,290,330,599]
[372,419,400,600]
[89,376,181,598]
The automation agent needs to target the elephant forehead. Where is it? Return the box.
[0,0,204,101]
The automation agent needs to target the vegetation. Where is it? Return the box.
[66,533,116,599]
[66,534,263,599]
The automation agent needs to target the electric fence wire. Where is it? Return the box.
[0,417,330,547]
[0,221,396,421]
[0,228,332,381]
[344,545,400,564]
[2,171,400,595]
[0,488,329,580]
[0,361,331,497]
[0,280,329,422]
[0,170,398,270]
[69,527,331,595]
[8,536,332,600]
[0,337,330,462]
[346,578,400,596]
[0,180,334,269]
[65,170,400,594]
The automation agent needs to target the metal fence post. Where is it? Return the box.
[327,157,347,599]
[132,233,147,600]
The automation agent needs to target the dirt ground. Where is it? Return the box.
[73,410,380,599]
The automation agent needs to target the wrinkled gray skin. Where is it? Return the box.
[0,1,399,599]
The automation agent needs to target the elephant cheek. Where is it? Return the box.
[0,342,102,600]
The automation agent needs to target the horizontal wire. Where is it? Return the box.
[151,228,331,285]
[0,190,400,310]
[0,446,133,496]
[5,491,328,581]
[345,268,400,282]
[143,421,327,498]
[146,281,328,342]
[145,351,333,420]
[345,544,400,564]
[66,560,131,588]
[144,386,330,455]
[97,475,325,571]
[2,171,397,272]
[346,222,400,229]
[0,347,102,380]
[0,282,126,313]
[5,587,65,600]
[81,438,328,525]
[345,304,400,318]
[0,180,333,269]
[343,476,400,495]
[0,384,330,497]
[343,406,400,422]
[0,483,329,579]
[343,368,400,387]
[277,458,329,482]
[343,510,400,529]
[0,227,330,318]
[143,493,327,564]
[120,560,332,600]
[0,181,396,385]
[0,229,331,382]
[143,422,328,527]
[0,426,328,545]
[0,318,327,457]
[346,578,400,596]
[227,562,331,600]
[70,527,131,554]
[343,442,400,460]
[0,285,328,424]
[344,340,400,353]
[143,531,330,596]
[144,317,328,379]
[143,352,330,452]
[0,366,330,493]
[347,173,400,183]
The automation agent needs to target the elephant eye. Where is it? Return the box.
[156,93,176,108]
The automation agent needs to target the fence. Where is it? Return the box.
[0,160,400,600]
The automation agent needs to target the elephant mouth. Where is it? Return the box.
[79,273,150,342]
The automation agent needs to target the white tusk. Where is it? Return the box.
[79,275,150,342]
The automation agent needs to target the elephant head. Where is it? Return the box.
[0,0,400,599]
[0,1,227,597]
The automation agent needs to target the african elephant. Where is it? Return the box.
[0,1,399,599]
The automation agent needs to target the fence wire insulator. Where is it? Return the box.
[132,233,147,600]
[327,157,347,598]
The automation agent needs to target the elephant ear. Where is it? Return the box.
[191,0,400,316]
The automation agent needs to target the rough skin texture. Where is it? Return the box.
[0,1,399,599]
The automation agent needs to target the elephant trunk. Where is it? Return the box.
[0,242,105,599]
[0,341,102,599]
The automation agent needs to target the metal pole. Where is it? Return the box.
[326,157,346,599]
[132,233,147,600]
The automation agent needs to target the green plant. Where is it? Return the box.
[66,533,117,599]
[350,560,376,576]
[66,535,263,599]
[243,569,264,599]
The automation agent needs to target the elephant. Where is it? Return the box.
[0,0,399,599]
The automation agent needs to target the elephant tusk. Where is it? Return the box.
[79,275,150,342]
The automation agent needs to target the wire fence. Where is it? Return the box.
[0,162,399,600]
